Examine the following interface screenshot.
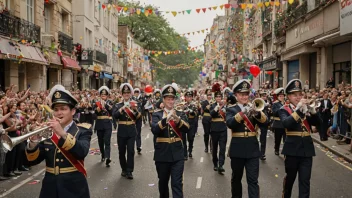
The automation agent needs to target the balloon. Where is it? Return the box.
[267,71,273,75]
[249,65,260,77]
[145,85,153,94]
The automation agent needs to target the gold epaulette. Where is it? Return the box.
[227,104,236,108]
[154,109,163,112]
[77,123,92,129]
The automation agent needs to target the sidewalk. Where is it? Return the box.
[311,133,352,163]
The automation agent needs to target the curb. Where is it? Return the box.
[311,135,352,164]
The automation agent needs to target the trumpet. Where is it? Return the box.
[248,98,266,112]
[308,99,321,109]
[1,105,54,151]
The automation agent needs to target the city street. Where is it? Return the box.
[1,121,352,198]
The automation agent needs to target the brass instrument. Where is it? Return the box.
[331,97,341,114]
[1,105,54,151]
[248,98,266,112]
[308,99,321,109]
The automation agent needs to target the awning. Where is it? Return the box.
[18,44,48,65]
[61,56,81,71]
[103,73,113,80]
[44,51,62,66]
[0,39,20,57]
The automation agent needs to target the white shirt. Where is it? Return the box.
[64,121,74,132]
[123,99,130,106]
[324,100,328,109]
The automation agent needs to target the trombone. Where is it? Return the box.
[1,105,54,151]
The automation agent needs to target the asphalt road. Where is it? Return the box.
[1,121,352,198]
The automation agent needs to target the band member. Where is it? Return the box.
[258,90,270,160]
[94,86,113,167]
[112,83,141,179]
[319,92,332,141]
[151,84,189,198]
[201,88,212,153]
[271,88,286,155]
[278,79,319,198]
[154,89,162,101]
[26,85,92,198]
[182,90,198,160]
[133,88,143,154]
[210,83,227,174]
[226,79,267,198]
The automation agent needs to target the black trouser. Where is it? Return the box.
[320,117,329,140]
[155,160,184,198]
[274,128,286,152]
[283,156,312,198]
[97,129,112,159]
[211,131,227,167]
[231,157,259,198]
[259,127,268,157]
[182,125,195,156]
[136,122,142,149]
[118,136,136,172]
[15,142,25,170]
[202,122,211,150]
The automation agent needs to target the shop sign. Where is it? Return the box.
[93,65,101,72]
[340,0,352,35]
[263,60,276,70]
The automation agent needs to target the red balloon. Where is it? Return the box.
[267,71,273,75]
[145,85,153,94]
[249,65,260,77]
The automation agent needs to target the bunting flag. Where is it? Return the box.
[95,0,299,18]
[151,57,203,70]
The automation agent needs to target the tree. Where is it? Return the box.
[118,1,204,86]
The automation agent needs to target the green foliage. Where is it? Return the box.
[152,51,204,86]
[118,0,203,85]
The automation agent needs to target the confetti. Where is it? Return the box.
[275,174,278,178]
[148,183,155,187]
[28,180,40,185]
[104,187,108,190]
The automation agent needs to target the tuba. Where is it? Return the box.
[1,105,54,151]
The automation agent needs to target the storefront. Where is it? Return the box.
[333,41,351,85]
[44,51,63,89]
[61,56,81,90]
[287,60,300,82]
[262,57,283,89]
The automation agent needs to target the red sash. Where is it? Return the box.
[283,105,311,133]
[168,120,182,139]
[238,112,256,132]
[219,110,226,120]
[95,101,103,109]
[51,135,87,177]
[124,107,136,121]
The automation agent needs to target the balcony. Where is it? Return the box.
[286,0,308,28]
[58,31,73,53]
[0,12,40,42]
[274,11,287,38]
[262,22,271,38]
[94,50,107,64]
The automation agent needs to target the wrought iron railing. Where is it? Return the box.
[286,1,308,27]
[262,22,271,37]
[58,31,73,53]
[0,12,40,42]
[274,10,287,38]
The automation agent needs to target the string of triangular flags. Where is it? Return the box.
[151,57,203,70]
[146,44,204,56]
[97,0,298,17]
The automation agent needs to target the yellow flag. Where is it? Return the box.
[220,5,224,9]
[257,2,263,8]
[275,1,280,6]
[171,11,177,16]
[241,4,247,10]
[123,7,128,11]
[158,51,162,55]
[136,9,141,15]
[288,0,294,4]
[145,12,149,17]
[247,4,253,9]
[201,29,205,33]
[265,2,270,7]
[212,6,218,10]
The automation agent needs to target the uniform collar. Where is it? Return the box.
[64,120,74,132]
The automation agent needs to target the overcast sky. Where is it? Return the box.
[137,0,227,48]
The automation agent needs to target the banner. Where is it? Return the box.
[340,0,352,35]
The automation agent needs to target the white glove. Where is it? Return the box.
[214,106,219,112]
[221,108,226,113]
[296,102,303,110]
[309,107,317,115]
[189,109,193,113]
[166,111,173,122]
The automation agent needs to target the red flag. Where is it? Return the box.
[196,9,201,13]
[224,4,231,8]
[202,8,206,13]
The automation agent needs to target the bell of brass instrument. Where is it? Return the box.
[248,98,265,112]
[1,105,54,151]
[308,99,320,109]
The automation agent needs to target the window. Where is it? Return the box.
[61,11,69,34]
[44,5,51,33]
[85,28,92,49]
[27,0,34,23]
[103,10,109,30]
[94,0,100,22]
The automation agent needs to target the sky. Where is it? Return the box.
[137,0,227,48]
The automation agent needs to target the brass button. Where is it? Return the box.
[60,159,64,162]
[57,150,61,153]
[56,159,59,162]
[170,132,173,134]
[245,127,247,130]
[45,148,49,151]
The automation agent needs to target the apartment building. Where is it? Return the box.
[72,0,119,90]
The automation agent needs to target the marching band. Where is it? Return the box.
[0,77,325,198]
